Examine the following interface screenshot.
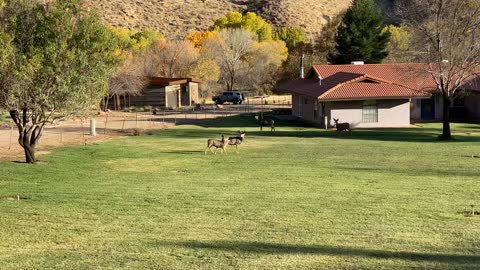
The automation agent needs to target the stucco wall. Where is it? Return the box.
[328,99,411,128]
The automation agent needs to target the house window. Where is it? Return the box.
[362,100,378,123]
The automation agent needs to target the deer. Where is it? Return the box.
[205,134,229,154]
[333,118,351,131]
[227,131,246,153]
[255,115,275,131]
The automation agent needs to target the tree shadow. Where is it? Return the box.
[157,240,480,266]
[158,150,204,155]
[156,126,480,143]
[150,113,480,143]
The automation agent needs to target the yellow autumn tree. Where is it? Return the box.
[186,31,216,48]
[382,24,411,63]
[212,11,273,42]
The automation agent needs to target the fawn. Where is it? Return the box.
[205,134,229,154]
[227,131,246,153]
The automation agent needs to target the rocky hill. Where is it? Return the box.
[90,0,392,41]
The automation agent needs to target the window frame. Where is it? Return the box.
[362,100,378,123]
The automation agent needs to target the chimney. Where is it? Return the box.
[300,53,305,79]
[351,61,364,65]
[318,75,322,86]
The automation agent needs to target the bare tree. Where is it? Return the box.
[108,54,149,110]
[204,29,255,91]
[398,0,480,140]
[139,39,200,78]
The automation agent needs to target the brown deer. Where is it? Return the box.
[227,131,246,153]
[255,115,275,131]
[333,118,351,131]
[205,134,229,154]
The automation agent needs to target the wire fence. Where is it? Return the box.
[0,103,292,151]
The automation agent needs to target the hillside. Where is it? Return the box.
[90,0,393,41]
[90,0,350,40]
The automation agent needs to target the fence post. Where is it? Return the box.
[90,118,96,137]
[8,126,13,150]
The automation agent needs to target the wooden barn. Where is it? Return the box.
[117,77,201,109]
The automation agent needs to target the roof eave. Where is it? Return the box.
[319,96,431,102]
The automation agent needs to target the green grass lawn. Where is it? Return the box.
[0,111,9,122]
[1,114,480,270]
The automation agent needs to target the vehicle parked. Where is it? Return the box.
[212,91,245,105]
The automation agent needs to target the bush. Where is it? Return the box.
[145,105,152,112]
[136,107,145,112]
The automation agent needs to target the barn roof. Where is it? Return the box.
[149,77,202,86]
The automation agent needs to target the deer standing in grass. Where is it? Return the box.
[205,134,229,154]
[255,115,275,131]
[333,118,351,131]
[227,131,246,153]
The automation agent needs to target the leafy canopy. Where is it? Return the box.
[0,0,120,163]
[108,27,163,55]
[273,27,305,52]
[212,11,273,42]
[328,0,390,64]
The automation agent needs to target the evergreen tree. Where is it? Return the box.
[328,0,390,64]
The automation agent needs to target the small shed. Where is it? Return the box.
[126,77,201,109]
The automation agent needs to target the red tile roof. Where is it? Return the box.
[277,63,438,100]
[311,63,438,92]
[320,82,431,101]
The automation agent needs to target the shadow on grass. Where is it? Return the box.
[150,113,480,142]
[159,150,204,155]
[156,126,480,143]
[334,165,480,178]
[159,240,480,265]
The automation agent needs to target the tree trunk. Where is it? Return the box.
[23,144,36,164]
[10,107,42,164]
[440,95,452,140]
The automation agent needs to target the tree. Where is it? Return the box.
[317,13,344,56]
[398,0,480,140]
[382,24,412,63]
[139,39,200,78]
[212,11,273,42]
[108,27,163,54]
[107,27,162,110]
[108,54,149,110]
[204,29,255,91]
[186,31,215,48]
[241,40,288,93]
[328,0,390,64]
[273,27,305,52]
[0,0,119,163]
